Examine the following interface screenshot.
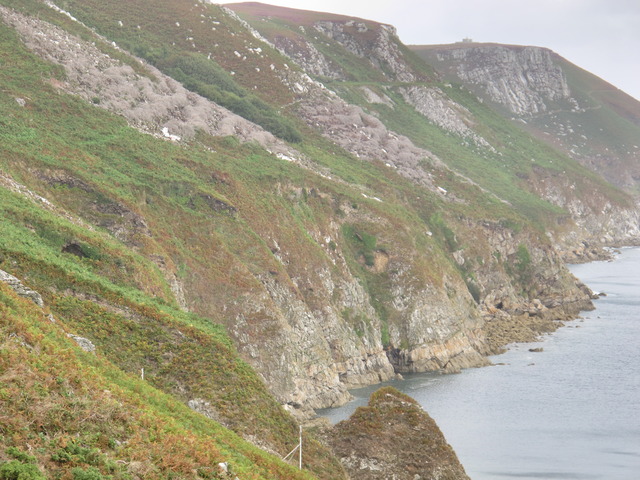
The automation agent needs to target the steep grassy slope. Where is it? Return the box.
[1,1,637,477]
[0,279,327,480]
[229,4,634,238]
[0,0,621,411]
[531,57,640,192]
[0,0,474,406]
[0,14,346,479]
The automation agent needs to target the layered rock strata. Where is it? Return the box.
[430,45,571,115]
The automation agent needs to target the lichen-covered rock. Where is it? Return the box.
[326,387,470,480]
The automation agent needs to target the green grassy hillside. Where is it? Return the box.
[1,1,637,478]
[0,13,346,478]
[0,281,324,480]
[229,5,632,224]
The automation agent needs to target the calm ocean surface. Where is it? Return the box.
[319,247,640,479]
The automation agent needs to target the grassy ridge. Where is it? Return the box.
[226,4,622,227]
[0,181,344,478]
[0,0,593,339]
[0,14,348,479]
[0,282,320,480]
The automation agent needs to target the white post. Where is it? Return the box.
[299,425,302,470]
[141,368,144,380]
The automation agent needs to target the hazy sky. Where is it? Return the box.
[239,0,640,101]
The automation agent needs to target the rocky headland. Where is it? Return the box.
[323,386,470,480]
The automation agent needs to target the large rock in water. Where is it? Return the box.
[326,387,470,479]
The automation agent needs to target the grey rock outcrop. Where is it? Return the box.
[67,334,97,353]
[294,87,445,192]
[359,86,394,107]
[0,269,44,307]
[432,45,571,115]
[314,21,418,82]
[0,6,294,156]
[273,35,345,80]
[229,269,396,410]
[400,85,494,148]
[188,398,223,423]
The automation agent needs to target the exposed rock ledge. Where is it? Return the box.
[482,298,595,355]
[0,269,44,307]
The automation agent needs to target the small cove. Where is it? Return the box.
[318,247,640,479]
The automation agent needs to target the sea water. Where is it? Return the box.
[319,247,640,479]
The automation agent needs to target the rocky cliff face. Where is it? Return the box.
[272,33,345,80]
[411,42,640,195]
[266,17,499,151]
[529,166,640,260]
[226,6,602,356]
[424,45,571,116]
[184,182,497,413]
[313,21,419,82]
[0,2,490,413]
[1,1,631,421]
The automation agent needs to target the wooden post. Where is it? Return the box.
[281,426,303,468]
[299,425,302,470]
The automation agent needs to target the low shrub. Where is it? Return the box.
[0,461,46,480]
